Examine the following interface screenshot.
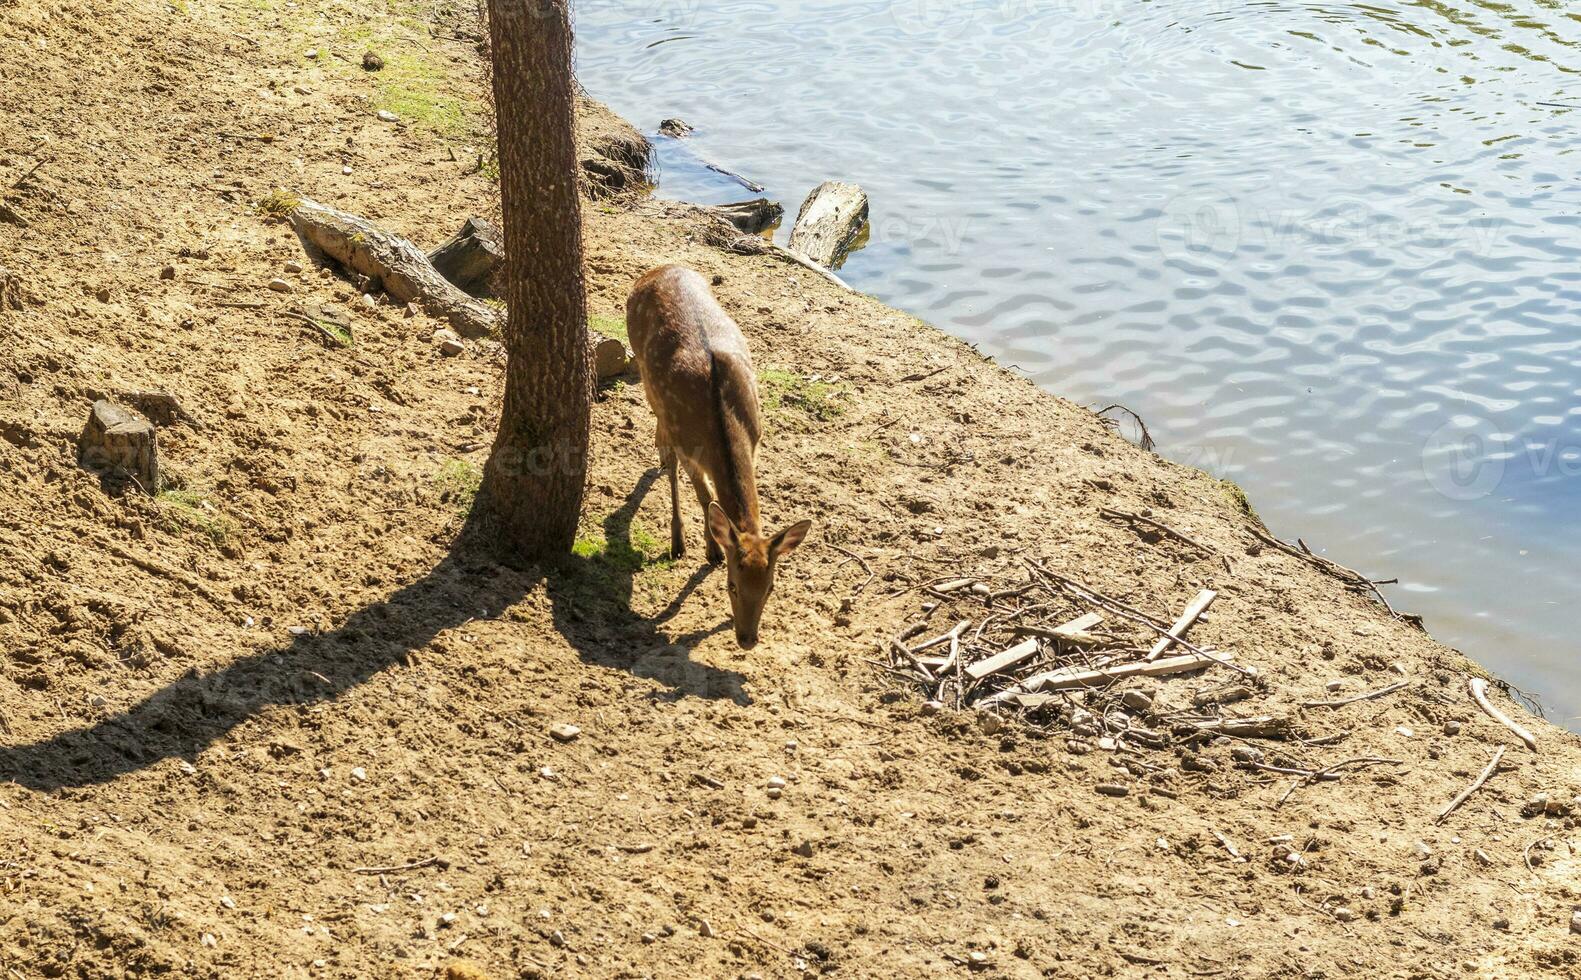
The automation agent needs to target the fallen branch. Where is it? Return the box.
[1301,681,1410,709]
[1468,678,1538,752]
[1100,507,1215,556]
[1437,745,1507,823]
[1250,527,1402,619]
[287,196,499,338]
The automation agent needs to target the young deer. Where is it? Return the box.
[627,265,812,648]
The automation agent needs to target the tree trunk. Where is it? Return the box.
[480,0,590,559]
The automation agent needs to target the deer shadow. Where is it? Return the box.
[0,473,741,792]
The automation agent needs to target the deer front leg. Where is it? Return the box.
[682,460,724,564]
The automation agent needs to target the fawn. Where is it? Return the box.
[626,265,811,648]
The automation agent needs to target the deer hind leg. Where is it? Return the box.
[682,459,724,564]
[659,443,684,559]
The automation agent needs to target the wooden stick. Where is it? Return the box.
[352,856,439,875]
[912,619,972,654]
[987,650,1232,704]
[965,638,1040,681]
[1301,680,1410,709]
[1147,590,1216,660]
[1027,562,1253,677]
[1437,745,1507,823]
[1469,678,1538,752]
[1100,507,1215,556]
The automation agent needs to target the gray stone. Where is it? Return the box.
[78,400,159,492]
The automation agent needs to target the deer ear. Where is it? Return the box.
[707,501,738,551]
[770,520,813,560]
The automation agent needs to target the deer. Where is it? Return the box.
[626,264,812,649]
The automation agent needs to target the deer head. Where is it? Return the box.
[707,501,811,648]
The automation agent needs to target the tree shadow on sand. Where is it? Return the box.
[0,470,742,792]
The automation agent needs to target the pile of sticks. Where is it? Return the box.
[884,560,1285,746]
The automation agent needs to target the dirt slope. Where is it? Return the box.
[2,1,1580,977]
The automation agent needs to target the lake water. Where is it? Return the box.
[572,0,1581,727]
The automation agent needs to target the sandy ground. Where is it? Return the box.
[3,0,1581,977]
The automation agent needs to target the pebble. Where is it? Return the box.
[267,278,291,293]
[793,840,814,857]
[434,328,464,356]
[968,951,989,967]
[1325,679,1344,692]
[549,723,581,743]
[1121,690,1153,713]
[1394,725,1415,738]
[284,261,303,274]
[641,932,656,944]
[1571,909,1581,935]
[350,767,367,782]
[1231,745,1264,763]
[362,293,378,309]
[95,287,111,303]
[539,766,558,781]
[977,712,1004,735]
[1334,907,1356,923]
[294,84,311,95]
[1444,720,1463,736]
[220,895,237,910]
[766,775,788,791]
[1415,842,1433,860]
[1474,849,1493,867]
[1493,917,1510,931]
[439,912,458,928]
[920,699,943,716]
[765,787,782,800]
[342,165,354,176]
[1097,737,1118,752]
[201,933,217,947]
[160,265,176,280]
[1360,886,1376,900]
[376,109,398,123]
[698,919,715,938]
[305,49,319,59]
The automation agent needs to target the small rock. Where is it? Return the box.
[658,117,693,139]
[362,293,378,309]
[1493,917,1510,931]
[363,51,385,71]
[1325,679,1344,692]
[350,766,367,782]
[968,951,990,967]
[549,723,581,743]
[434,328,465,356]
[1231,745,1264,763]
[284,260,303,274]
[95,286,111,303]
[1394,725,1415,738]
[977,712,1004,736]
[294,84,311,95]
[920,699,943,716]
[160,265,176,280]
[404,303,418,318]
[1360,886,1376,900]
[1474,849,1493,867]
[376,109,398,123]
[540,766,558,781]
[220,896,237,910]
[1095,783,1130,798]
[1571,909,1581,935]
[1121,690,1153,713]
[641,932,656,944]
[765,787,783,800]
[698,919,715,938]
[1097,736,1118,752]
[439,912,458,928]
[766,775,788,790]
[1415,842,1433,860]
[1334,907,1356,922]
[792,840,814,858]
[342,165,353,175]
[305,49,319,59]
[201,933,217,948]
[267,277,292,293]
[1444,720,1463,736]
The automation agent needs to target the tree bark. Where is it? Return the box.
[480,0,590,559]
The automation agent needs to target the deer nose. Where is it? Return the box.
[736,631,758,650]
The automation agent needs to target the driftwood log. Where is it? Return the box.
[288,197,499,338]
[78,400,159,492]
[427,217,502,297]
[590,331,629,380]
[0,265,19,311]
[789,180,869,267]
[707,199,783,236]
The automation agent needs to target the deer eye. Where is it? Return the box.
[727,582,739,595]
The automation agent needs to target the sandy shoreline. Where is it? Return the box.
[2,0,1580,976]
